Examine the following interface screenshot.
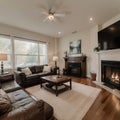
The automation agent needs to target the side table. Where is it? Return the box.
[0,73,21,93]
[0,73,14,83]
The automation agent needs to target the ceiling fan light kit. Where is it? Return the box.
[48,14,55,21]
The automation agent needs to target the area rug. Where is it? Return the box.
[26,82,101,120]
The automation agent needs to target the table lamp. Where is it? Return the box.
[53,56,58,68]
[0,53,7,74]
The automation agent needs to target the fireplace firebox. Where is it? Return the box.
[101,60,120,90]
[68,62,81,77]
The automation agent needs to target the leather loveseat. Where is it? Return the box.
[14,65,52,87]
[0,89,54,120]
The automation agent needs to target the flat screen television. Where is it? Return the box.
[98,20,120,50]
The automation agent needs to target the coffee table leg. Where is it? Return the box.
[55,84,58,96]
[40,83,42,88]
[40,81,42,88]
[70,79,72,90]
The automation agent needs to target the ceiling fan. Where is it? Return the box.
[40,1,69,22]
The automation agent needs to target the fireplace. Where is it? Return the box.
[68,62,81,77]
[63,56,86,77]
[101,60,120,90]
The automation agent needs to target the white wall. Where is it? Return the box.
[58,29,91,77]
[89,25,99,79]
[0,23,56,69]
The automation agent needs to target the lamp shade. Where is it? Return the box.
[53,56,58,61]
[0,53,7,61]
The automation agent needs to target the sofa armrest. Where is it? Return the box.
[0,100,45,120]
[14,71,26,86]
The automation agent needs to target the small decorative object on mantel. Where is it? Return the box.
[94,46,100,52]
[93,44,101,52]
[94,44,101,52]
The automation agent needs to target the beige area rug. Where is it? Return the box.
[26,82,101,120]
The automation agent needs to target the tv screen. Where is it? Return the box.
[98,20,120,50]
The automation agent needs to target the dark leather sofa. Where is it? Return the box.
[14,65,52,87]
[0,89,54,120]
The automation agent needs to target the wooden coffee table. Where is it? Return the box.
[41,75,72,96]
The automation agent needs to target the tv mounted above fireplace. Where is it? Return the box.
[98,20,120,50]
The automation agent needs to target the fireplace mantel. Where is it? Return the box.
[97,49,120,55]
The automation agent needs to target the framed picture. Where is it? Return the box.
[69,40,81,55]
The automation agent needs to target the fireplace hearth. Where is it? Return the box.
[101,60,120,90]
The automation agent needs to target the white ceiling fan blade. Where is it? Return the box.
[38,4,48,12]
[55,17,63,22]
[43,17,49,22]
[54,13,66,17]
[41,11,49,16]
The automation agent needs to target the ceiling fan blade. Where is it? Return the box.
[55,17,63,22]
[43,17,49,22]
[38,4,48,12]
[54,13,66,17]
[41,11,49,16]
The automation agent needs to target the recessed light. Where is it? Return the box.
[89,17,93,21]
[58,32,61,35]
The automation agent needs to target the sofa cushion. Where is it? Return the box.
[21,67,32,76]
[44,101,54,120]
[38,72,51,76]
[0,89,12,115]
[0,100,45,120]
[35,65,43,73]
[8,89,34,110]
[26,74,39,79]
[29,66,36,74]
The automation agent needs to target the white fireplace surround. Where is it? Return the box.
[97,49,120,82]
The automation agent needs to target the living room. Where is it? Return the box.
[0,0,120,120]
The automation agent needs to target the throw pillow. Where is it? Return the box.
[43,66,51,72]
[21,67,32,75]
[0,89,12,115]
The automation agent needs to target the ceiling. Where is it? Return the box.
[0,0,120,38]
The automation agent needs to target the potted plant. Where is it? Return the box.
[94,44,101,52]
[94,46,100,52]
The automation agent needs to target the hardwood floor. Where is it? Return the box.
[71,77,120,120]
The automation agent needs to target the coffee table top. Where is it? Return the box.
[41,75,71,83]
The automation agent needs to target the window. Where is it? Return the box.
[0,35,12,69]
[14,39,38,67]
[39,43,48,65]
[14,38,48,67]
